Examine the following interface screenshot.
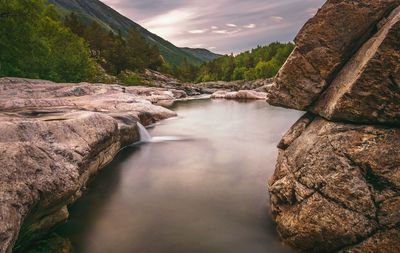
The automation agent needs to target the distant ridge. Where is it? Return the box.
[48,0,220,66]
[181,48,223,62]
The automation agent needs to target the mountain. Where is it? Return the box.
[48,0,219,66]
[180,48,223,62]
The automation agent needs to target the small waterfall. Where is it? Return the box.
[134,122,187,145]
[150,136,186,143]
[137,122,152,142]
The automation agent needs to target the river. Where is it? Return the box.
[55,99,303,253]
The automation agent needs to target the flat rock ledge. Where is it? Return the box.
[267,0,400,252]
[211,90,267,100]
[0,78,179,253]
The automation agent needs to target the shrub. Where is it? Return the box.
[118,71,144,86]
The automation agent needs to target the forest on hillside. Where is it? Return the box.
[0,0,95,82]
[0,0,294,84]
[194,42,294,82]
[160,42,294,83]
[0,0,162,83]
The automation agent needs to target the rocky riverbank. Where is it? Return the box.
[140,69,272,96]
[0,69,271,252]
[211,90,267,100]
[268,1,400,252]
[0,78,184,253]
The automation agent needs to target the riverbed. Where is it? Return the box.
[55,99,303,253]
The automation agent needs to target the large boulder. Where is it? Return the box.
[267,0,400,111]
[267,0,400,252]
[312,7,400,125]
[269,117,400,252]
[0,78,177,253]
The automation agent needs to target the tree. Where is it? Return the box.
[35,12,96,82]
[0,0,44,77]
[232,67,247,80]
[222,55,236,81]
[255,60,279,79]
[0,0,95,82]
[177,58,198,81]
[64,12,85,37]
[192,42,294,82]
[63,17,163,75]
[244,68,256,81]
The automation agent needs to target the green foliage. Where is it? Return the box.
[244,68,256,81]
[64,13,163,76]
[158,62,174,75]
[174,58,198,82]
[0,1,293,84]
[0,0,96,82]
[118,71,143,86]
[195,42,294,82]
[49,0,206,67]
[255,60,279,78]
[232,67,246,80]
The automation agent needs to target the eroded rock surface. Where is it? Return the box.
[0,78,178,253]
[267,0,400,252]
[268,0,400,111]
[269,118,400,252]
[313,6,400,125]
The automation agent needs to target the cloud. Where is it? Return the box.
[306,8,319,17]
[243,24,256,29]
[270,16,284,22]
[228,28,242,35]
[212,30,228,34]
[102,0,326,54]
[140,8,197,38]
[188,29,209,34]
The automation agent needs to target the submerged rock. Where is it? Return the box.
[0,78,177,253]
[267,0,400,252]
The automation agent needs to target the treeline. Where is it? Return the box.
[0,0,162,83]
[194,42,294,82]
[64,13,162,76]
[0,0,95,82]
[0,0,293,84]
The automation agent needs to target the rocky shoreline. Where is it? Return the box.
[140,69,272,96]
[0,78,182,253]
[0,76,269,253]
[268,1,400,252]
[2,1,399,252]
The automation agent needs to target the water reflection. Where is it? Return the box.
[56,99,303,253]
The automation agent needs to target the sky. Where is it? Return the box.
[101,0,326,54]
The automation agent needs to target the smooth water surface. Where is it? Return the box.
[58,99,303,253]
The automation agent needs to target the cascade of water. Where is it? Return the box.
[136,122,187,144]
[137,122,152,142]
